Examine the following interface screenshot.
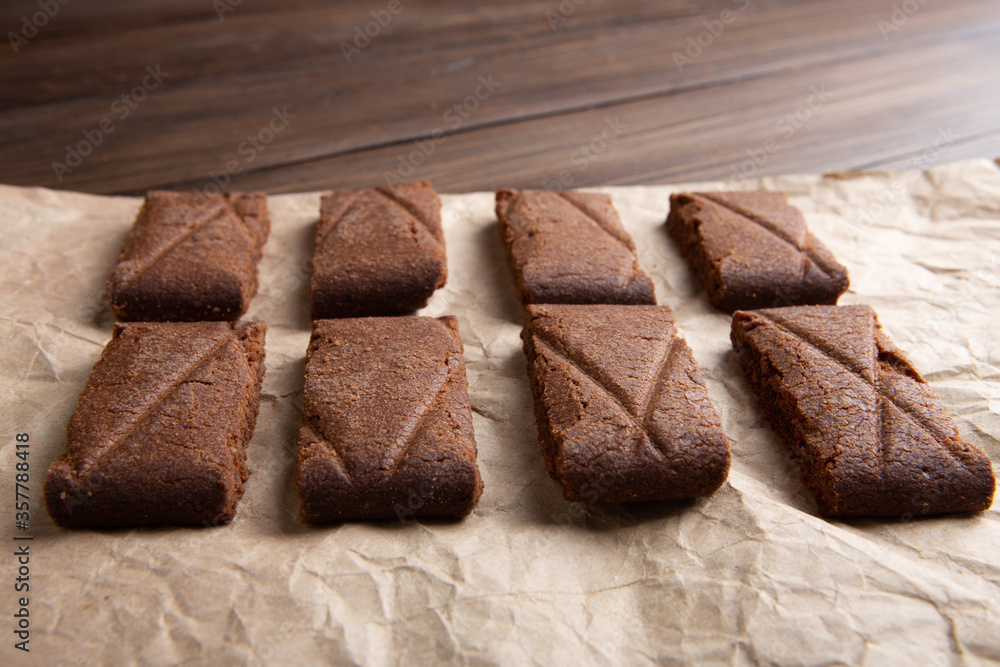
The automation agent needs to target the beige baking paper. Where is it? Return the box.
[2,160,999,666]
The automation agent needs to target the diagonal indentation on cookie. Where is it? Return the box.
[761,308,874,382]
[303,420,354,486]
[759,311,960,463]
[112,199,232,292]
[376,186,441,248]
[556,192,642,289]
[388,357,452,475]
[556,191,634,252]
[639,336,680,427]
[79,330,236,479]
[322,191,361,228]
[878,397,896,465]
[533,334,665,462]
[224,194,262,248]
[698,193,833,280]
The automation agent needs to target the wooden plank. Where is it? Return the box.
[0,0,779,106]
[858,135,1000,173]
[175,26,1000,194]
[0,0,332,32]
[2,0,993,193]
[0,0,781,42]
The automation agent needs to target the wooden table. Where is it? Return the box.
[2,0,999,195]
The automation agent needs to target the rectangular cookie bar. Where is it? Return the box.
[731,304,995,517]
[107,191,270,321]
[496,189,656,305]
[666,191,848,311]
[523,304,730,502]
[296,316,483,522]
[311,181,447,318]
[44,320,267,528]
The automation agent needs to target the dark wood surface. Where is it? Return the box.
[2,0,999,195]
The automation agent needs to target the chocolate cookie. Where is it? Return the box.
[523,304,730,502]
[296,316,483,522]
[107,191,270,321]
[667,191,848,311]
[44,320,267,528]
[311,181,447,318]
[731,304,995,517]
[496,189,656,305]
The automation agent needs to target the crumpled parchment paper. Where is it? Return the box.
[1,159,998,666]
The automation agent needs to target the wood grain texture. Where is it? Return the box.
[1,0,998,194]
